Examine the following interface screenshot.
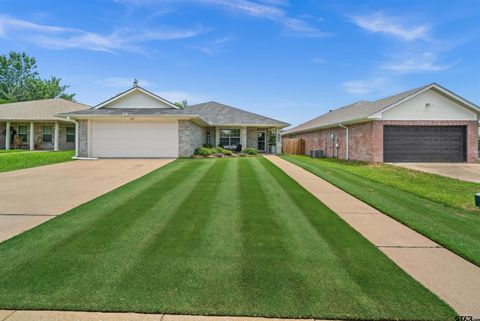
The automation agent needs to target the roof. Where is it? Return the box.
[188,101,290,127]
[60,101,290,127]
[0,98,91,121]
[94,86,180,109]
[284,83,480,135]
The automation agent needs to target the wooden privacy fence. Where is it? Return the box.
[283,138,305,155]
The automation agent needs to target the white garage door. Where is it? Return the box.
[91,120,179,158]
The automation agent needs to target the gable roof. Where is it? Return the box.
[0,98,91,121]
[284,83,480,135]
[59,101,289,127]
[94,86,180,109]
[188,101,290,127]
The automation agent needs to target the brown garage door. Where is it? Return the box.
[384,125,467,162]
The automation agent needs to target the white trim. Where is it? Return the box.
[5,121,10,150]
[54,122,59,151]
[369,84,480,119]
[93,87,180,109]
[72,156,98,160]
[29,122,34,151]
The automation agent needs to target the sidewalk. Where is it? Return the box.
[0,311,317,321]
[264,155,480,317]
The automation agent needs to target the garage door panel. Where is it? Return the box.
[384,126,466,162]
[92,121,178,158]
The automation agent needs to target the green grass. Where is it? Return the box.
[282,155,480,267]
[0,149,28,154]
[0,150,75,173]
[0,157,454,320]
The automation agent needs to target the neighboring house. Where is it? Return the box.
[283,83,479,163]
[59,85,289,158]
[0,99,91,151]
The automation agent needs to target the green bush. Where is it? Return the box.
[214,147,233,156]
[242,148,258,155]
[194,147,214,156]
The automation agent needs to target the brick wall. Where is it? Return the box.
[283,120,478,163]
[178,120,206,157]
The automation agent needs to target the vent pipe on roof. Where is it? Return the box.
[338,123,349,160]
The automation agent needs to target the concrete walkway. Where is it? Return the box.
[390,162,480,183]
[0,159,173,243]
[264,155,480,317]
[0,311,317,321]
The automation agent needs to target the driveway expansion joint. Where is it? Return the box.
[1,311,15,321]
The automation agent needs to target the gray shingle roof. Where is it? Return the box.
[0,98,91,121]
[60,101,289,127]
[188,101,289,126]
[283,84,432,134]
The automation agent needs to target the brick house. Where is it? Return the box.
[282,83,479,163]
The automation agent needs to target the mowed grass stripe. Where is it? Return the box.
[237,158,309,315]
[107,159,236,312]
[0,158,456,320]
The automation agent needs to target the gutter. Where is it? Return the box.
[338,123,349,160]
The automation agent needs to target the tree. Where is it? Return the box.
[0,51,75,104]
[174,99,188,109]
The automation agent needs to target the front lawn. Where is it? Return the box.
[0,157,454,320]
[0,150,75,173]
[282,155,480,267]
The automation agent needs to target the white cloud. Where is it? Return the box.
[116,0,330,37]
[342,78,387,95]
[350,11,429,41]
[0,14,209,53]
[190,36,233,54]
[382,52,457,73]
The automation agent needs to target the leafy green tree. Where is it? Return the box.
[0,51,75,103]
[174,99,188,109]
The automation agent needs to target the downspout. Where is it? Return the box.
[339,123,349,160]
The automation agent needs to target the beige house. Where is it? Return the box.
[0,99,90,151]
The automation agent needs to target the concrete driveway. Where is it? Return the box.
[390,163,480,183]
[0,159,174,243]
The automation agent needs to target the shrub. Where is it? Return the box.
[203,143,213,148]
[214,147,233,156]
[194,147,214,156]
[242,148,258,155]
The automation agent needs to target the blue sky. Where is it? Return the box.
[1,0,479,126]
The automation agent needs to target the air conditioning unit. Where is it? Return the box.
[310,149,324,158]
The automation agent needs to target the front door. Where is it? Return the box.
[257,131,266,152]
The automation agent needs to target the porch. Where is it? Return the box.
[206,126,282,153]
[0,121,76,151]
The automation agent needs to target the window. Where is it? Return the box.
[17,125,28,143]
[43,126,53,143]
[66,126,75,143]
[219,129,240,149]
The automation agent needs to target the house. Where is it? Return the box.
[282,83,479,163]
[58,85,289,158]
[0,99,91,151]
